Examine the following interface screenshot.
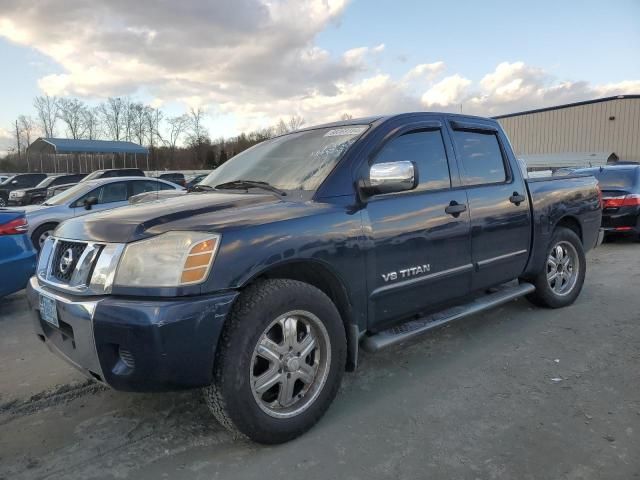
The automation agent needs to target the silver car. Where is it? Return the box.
[22,176,183,249]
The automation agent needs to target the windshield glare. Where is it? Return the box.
[45,182,93,205]
[201,125,368,191]
[35,177,56,188]
[0,176,16,186]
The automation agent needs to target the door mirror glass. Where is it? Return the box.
[84,196,98,210]
[362,161,417,195]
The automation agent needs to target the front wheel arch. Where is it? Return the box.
[31,222,58,251]
[239,259,359,371]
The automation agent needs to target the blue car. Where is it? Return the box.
[0,209,37,297]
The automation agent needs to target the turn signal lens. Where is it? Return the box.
[180,240,217,284]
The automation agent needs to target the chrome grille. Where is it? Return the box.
[51,240,87,282]
[37,236,125,295]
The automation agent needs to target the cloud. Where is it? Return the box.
[421,74,472,107]
[0,2,638,134]
[0,127,14,156]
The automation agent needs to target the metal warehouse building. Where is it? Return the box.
[495,95,640,169]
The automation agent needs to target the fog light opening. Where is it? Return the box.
[118,346,136,369]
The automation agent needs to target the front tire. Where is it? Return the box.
[526,227,586,308]
[204,279,346,444]
[31,223,57,251]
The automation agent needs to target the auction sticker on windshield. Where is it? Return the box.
[324,126,367,137]
[39,294,59,327]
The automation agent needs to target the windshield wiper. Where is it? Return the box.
[215,180,287,196]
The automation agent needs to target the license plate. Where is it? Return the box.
[39,294,59,328]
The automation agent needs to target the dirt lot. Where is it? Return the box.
[1,239,639,480]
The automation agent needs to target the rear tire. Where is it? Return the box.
[526,227,586,308]
[203,279,346,444]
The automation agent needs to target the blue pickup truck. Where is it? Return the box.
[27,113,602,443]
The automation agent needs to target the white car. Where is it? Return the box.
[21,176,183,249]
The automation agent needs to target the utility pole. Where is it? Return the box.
[14,120,22,168]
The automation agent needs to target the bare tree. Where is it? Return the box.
[33,95,60,137]
[274,115,305,136]
[340,113,353,120]
[18,115,36,172]
[186,107,209,167]
[82,107,101,140]
[275,119,289,136]
[131,102,149,146]
[165,114,188,161]
[58,98,87,139]
[99,97,125,141]
[287,115,305,131]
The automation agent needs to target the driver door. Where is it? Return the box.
[364,124,473,329]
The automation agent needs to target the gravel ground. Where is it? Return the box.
[0,239,639,479]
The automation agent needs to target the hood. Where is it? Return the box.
[55,192,333,243]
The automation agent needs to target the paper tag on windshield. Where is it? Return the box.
[324,126,367,137]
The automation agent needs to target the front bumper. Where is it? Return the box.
[27,276,239,391]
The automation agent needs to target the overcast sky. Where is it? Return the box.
[0,0,639,151]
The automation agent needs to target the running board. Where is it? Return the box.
[361,282,535,353]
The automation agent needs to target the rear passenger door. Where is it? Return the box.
[448,120,531,291]
[365,122,472,328]
[131,179,161,201]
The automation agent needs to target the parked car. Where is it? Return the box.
[156,172,186,187]
[23,176,182,250]
[0,173,48,207]
[186,173,210,189]
[46,168,146,199]
[0,210,37,297]
[8,173,87,206]
[574,165,640,240]
[27,113,602,443]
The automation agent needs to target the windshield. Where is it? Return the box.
[35,176,57,188]
[200,125,368,191]
[82,170,104,181]
[592,168,638,191]
[45,182,94,205]
[0,176,16,186]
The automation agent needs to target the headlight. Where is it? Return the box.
[11,191,25,198]
[114,231,220,287]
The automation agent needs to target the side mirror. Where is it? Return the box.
[359,161,418,196]
[84,196,98,210]
[11,180,18,185]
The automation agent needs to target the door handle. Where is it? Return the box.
[509,192,526,205]
[445,201,467,217]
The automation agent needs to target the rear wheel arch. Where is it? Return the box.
[237,260,358,371]
[554,216,583,244]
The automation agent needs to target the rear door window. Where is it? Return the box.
[131,180,160,195]
[453,131,507,186]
